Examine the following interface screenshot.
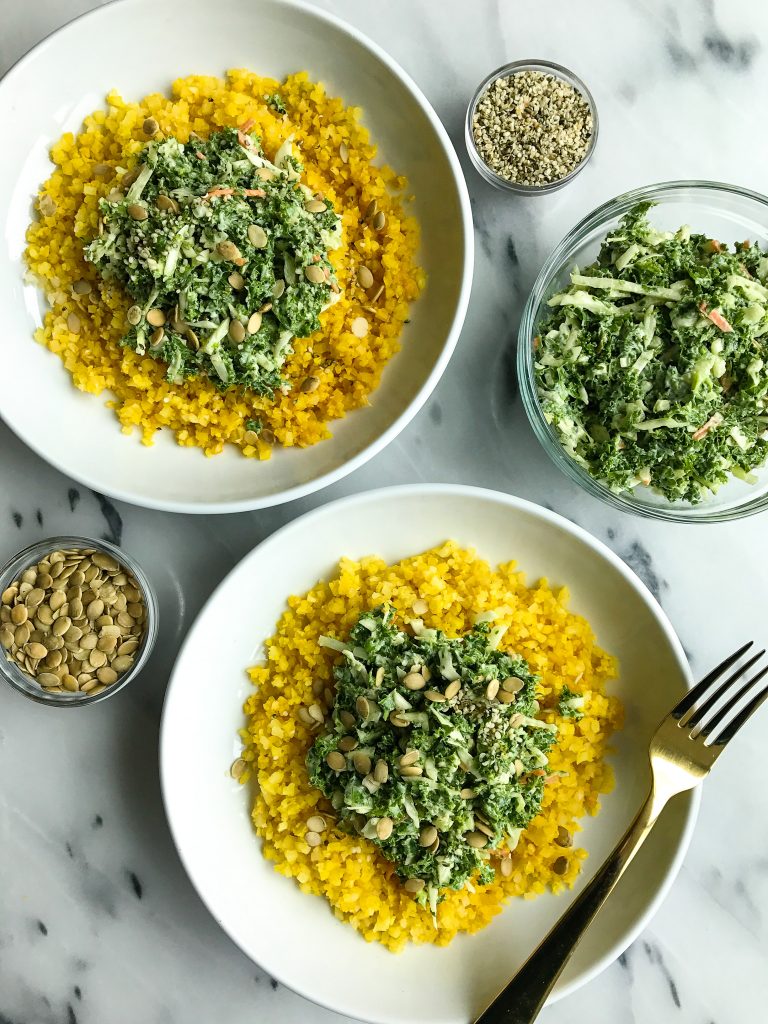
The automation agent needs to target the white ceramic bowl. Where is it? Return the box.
[0,0,472,513]
[160,484,698,1024]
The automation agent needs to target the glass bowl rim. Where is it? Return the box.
[517,178,768,523]
[0,534,158,706]
[464,58,599,196]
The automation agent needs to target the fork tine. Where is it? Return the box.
[703,665,768,747]
[673,641,753,722]
[686,650,766,729]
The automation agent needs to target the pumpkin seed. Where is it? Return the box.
[0,627,14,648]
[146,308,166,327]
[155,194,179,213]
[356,265,374,290]
[247,311,263,335]
[117,639,139,656]
[403,675,428,692]
[338,736,358,752]
[552,856,569,875]
[112,655,134,674]
[340,710,356,730]
[96,666,118,685]
[247,224,268,248]
[499,858,513,878]
[80,679,100,693]
[14,623,31,646]
[376,816,394,840]
[305,199,327,214]
[485,679,500,700]
[466,831,488,849]
[419,825,438,848]
[305,831,322,848]
[216,240,241,261]
[403,877,424,894]
[355,695,370,719]
[373,759,389,784]
[363,199,378,221]
[352,752,372,775]
[52,616,71,637]
[304,264,326,285]
[498,690,517,704]
[25,642,48,661]
[373,211,386,231]
[389,711,409,727]
[445,680,461,700]
[308,703,325,723]
[37,671,62,687]
[502,677,524,694]
[460,788,475,799]
[424,689,446,702]
[339,142,349,163]
[398,750,420,767]
[555,826,573,848]
[326,751,346,772]
[128,203,148,221]
[11,605,28,625]
[143,116,159,137]
[301,375,319,393]
[229,319,246,343]
[272,279,286,299]
[306,815,326,833]
[228,271,245,290]
[1,587,17,605]
[400,765,423,778]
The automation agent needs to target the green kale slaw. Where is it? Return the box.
[306,607,559,915]
[84,126,342,398]
[535,202,768,503]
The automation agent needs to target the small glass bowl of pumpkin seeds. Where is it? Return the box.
[0,536,157,706]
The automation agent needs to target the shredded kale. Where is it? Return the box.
[306,607,558,914]
[558,685,584,720]
[84,126,342,398]
[264,93,287,115]
[535,202,768,503]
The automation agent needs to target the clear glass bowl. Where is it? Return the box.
[518,180,768,522]
[465,59,598,195]
[0,536,158,706]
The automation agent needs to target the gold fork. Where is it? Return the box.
[475,641,768,1024]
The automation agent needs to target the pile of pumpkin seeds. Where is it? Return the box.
[0,546,146,697]
[472,69,593,187]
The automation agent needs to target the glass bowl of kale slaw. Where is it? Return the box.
[519,180,768,522]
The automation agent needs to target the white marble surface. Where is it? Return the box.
[2,0,768,1021]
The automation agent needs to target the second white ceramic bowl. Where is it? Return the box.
[160,484,698,1024]
[0,0,472,513]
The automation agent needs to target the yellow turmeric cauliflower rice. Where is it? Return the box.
[241,542,622,951]
[25,70,423,458]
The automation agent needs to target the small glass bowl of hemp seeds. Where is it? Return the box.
[465,60,598,195]
[0,536,157,707]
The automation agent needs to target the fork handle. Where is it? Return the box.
[475,785,666,1024]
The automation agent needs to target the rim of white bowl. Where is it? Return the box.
[0,0,474,515]
[160,483,700,1020]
